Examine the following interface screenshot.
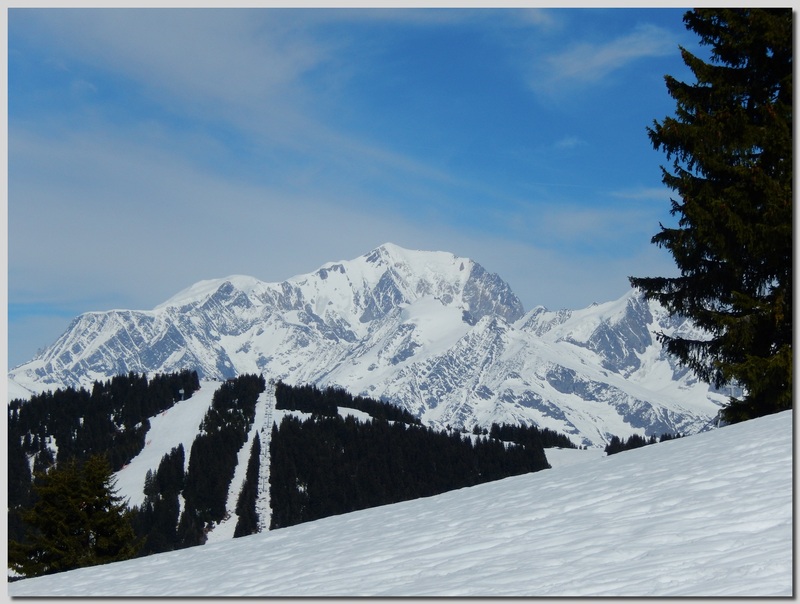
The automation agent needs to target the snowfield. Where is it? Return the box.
[9,410,792,597]
[8,244,728,448]
[113,382,219,509]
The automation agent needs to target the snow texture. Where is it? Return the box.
[9,410,792,598]
[113,381,217,508]
[8,243,726,447]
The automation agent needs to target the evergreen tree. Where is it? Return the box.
[181,374,264,534]
[630,9,792,422]
[8,431,32,510]
[8,432,32,544]
[9,455,140,578]
[234,434,261,538]
[176,507,206,550]
[134,445,185,555]
[79,456,141,566]
[604,435,624,456]
[268,386,551,531]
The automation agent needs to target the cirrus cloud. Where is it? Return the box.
[530,23,678,97]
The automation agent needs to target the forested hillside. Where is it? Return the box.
[268,381,556,530]
[8,370,201,546]
[138,373,266,552]
[9,373,574,578]
[11,410,792,597]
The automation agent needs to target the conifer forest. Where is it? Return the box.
[8,373,576,577]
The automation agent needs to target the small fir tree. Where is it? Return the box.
[9,455,140,578]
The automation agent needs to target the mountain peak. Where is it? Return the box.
[365,241,408,263]
[363,243,470,278]
[8,245,723,446]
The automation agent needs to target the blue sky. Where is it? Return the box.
[8,7,706,368]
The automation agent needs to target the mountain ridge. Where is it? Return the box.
[8,243,725,446]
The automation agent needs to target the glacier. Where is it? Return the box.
[8,242,726,446]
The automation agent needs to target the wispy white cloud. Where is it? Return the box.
[514,8,559,29]
[22,9,328,111]
[498,196,663,254]
[530,22,678,97]
[554,135,586,150]
[69,78,97,97]
[301,7,559,30]
[611,186,672,202]
[12,9,480,211]
[8,8,685,367]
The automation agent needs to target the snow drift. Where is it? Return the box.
[9,410,792,597]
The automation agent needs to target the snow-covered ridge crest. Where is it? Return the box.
[153,244,462,312]
[151,243,521,323]
[8,243,723,446]
[9,242,522,384]
[155,275,267,310]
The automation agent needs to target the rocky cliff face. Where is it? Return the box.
[9,243,724,446]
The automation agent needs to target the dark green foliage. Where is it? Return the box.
[32,447,55,475]
[9,455,140,578]
[274,381,338,416]
[8,428,32,544]
[179,374,265,546]
[132,445,185,556]
[8,369,201,472]
[269,411,550,531]
[8,424,32,508]
[268,421,308,529]
[234,434,261,538]
[605,434,648,456]
[274,380,420,424]
[605,432,682,456]
[489,422,578,450]
[629,9,792,422]
[175,507,205,550]
[8,370,200,564]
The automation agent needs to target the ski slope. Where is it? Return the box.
[9,410,792,597]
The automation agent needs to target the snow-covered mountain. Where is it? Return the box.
[9,410,793,597]
[8,243,725,446]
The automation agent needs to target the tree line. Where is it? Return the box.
[9,372,267,577]
[604,432,683,456]
[274,380,420,424]
[172,373,265,547]
[269,383,555,530]
[488,422,579,451]
[8,370,201,473]
[8,370,201,547]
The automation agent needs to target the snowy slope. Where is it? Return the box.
[112,381,217,508]
[8,243,726,446]
[9,410,792,597]
[110,380,276,540]
[111,380,414,539]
